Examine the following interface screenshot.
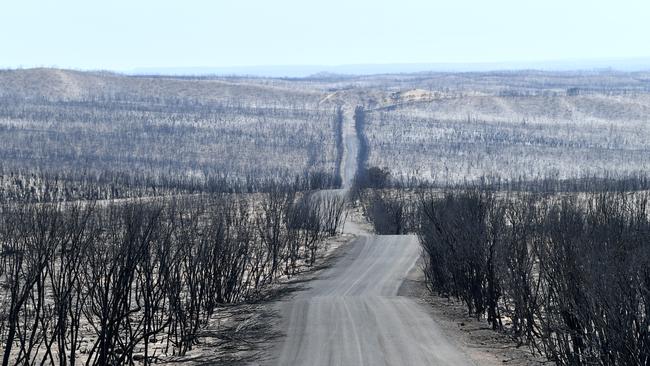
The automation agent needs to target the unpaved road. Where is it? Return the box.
[262,229,475,366]
[258,103,474,365]
[340,106,358,190]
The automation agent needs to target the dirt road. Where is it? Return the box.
[258,101,474,365]
[340,106,358,191]
[262,228,475,365]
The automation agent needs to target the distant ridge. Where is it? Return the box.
[0,68,310,101]
[130,58,650,78]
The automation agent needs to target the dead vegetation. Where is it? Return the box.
[362,186,650,366]
[0,190,346,365]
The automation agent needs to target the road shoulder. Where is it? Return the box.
[155,230,358,365]
[397,260,546,366]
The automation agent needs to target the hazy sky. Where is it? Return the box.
[2,0,649,70]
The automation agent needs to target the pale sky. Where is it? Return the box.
[1,0,649,71]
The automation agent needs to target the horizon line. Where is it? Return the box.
[3,57,650,78]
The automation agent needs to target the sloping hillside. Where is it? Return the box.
[362,92,650,184]
[0,69,341,201]
[0,68,322,105]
